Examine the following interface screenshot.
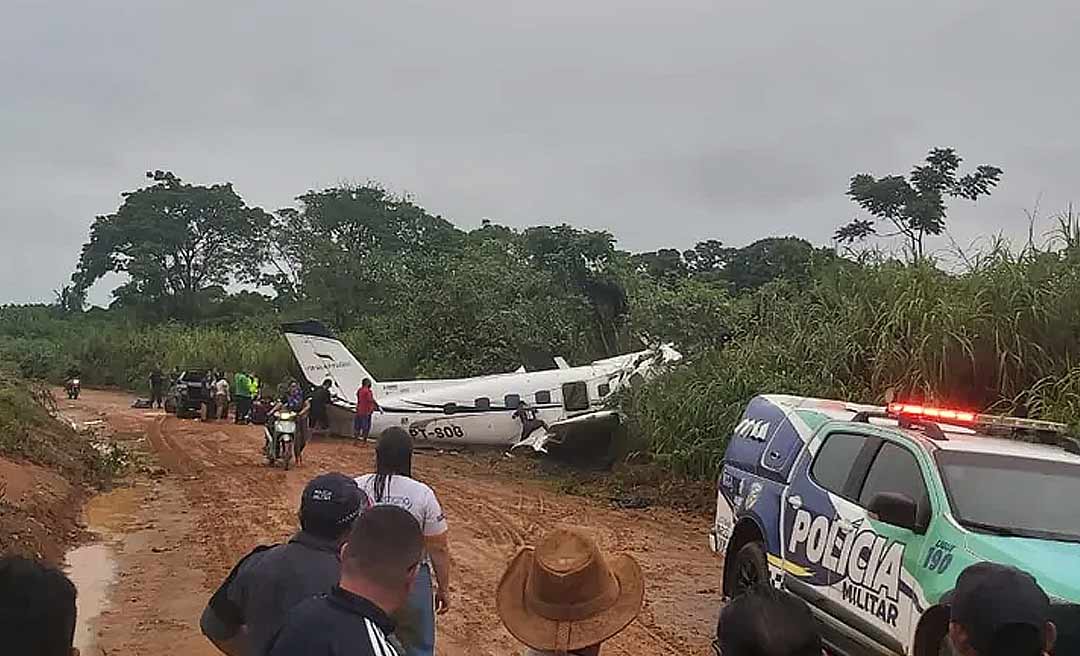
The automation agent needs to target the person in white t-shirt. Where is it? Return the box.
[355,428,451,656]
[213,376,230,420]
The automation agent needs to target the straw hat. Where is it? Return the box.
[496,528,644,653]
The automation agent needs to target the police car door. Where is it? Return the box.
[828,437,933,655]
[781,431,881,617]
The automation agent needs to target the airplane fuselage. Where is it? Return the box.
[283,322,679,451]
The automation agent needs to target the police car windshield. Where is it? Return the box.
[936,451,1080,543]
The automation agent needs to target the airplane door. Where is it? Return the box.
[781,431,879,615]
[561,381,589,411]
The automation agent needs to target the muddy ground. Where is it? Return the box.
[59,389,723,655]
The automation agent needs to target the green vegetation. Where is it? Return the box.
[8,147,1080,480]
[0,374,120,485]
[622,233,1080,476]
[835,148,1002,259]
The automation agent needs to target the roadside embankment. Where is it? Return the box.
[0,377,120,562]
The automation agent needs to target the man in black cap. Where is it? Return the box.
[200,473,369,656]
[946,562,1057,656]
[265,505,424,656]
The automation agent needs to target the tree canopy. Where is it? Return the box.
[72,171,271,320]
[65,154,976,371]
[835,148,1003,258]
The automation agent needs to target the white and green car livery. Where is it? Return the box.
[709,394,1080,656]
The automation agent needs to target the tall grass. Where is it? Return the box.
[0,312,429,393]
[623,242,1080,478]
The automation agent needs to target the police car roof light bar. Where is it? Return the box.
[886,403,977,424]
[887,402,1080,454]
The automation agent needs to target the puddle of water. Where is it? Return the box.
[84,485,139,533]
[65,543,118,653]
[62,486,140,653]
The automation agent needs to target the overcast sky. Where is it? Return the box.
[3,1,1078,305]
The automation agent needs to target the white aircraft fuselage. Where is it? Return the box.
[282,321,681,452]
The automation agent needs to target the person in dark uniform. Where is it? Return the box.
[149,366,165,409]
[309,379,333,434]
[199,473,369,656]
[204,370,217,421]
[265,505,424,656]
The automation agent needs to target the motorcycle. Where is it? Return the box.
[65,378,81,400]
[264,410,296,470]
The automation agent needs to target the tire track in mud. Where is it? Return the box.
[425,462,708,655]
[75,391,721,655]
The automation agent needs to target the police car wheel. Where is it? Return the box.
[730,541,768,597]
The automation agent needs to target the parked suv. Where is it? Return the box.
[171,369,210,419]
[710,394,1080,656]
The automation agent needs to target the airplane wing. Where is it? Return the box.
[509,409,622,453]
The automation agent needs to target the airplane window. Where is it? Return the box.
[598,383,611,397]
[475,397,490,410]
[504,394,520,408]
[562,381,589,411]
[443,403,458,415]
[535,390,552,405]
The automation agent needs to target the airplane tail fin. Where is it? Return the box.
[281,321,376,402]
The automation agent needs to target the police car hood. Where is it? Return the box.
[966,534,1080,602]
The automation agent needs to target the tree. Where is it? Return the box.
[522,225,628,355]
[632,248,688,281]
[52,284,85,313]
[683,239,728,277]
[835,148,1003,259]
[260,207,306,305]
[71,171,271,320]
[721,237,831,292]
[403,238,593,376]
[265,184,464,327]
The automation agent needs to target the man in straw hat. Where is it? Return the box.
[497,527,644,656]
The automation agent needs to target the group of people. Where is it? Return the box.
[200,427,448,656]
[206,368,265,424]
[145,366,261,422]
[3,402,1067,656]
[145,366,360,435]
[0,445,1067,656]
[227,370,259,423]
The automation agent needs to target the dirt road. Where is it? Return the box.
[62,389,722,655]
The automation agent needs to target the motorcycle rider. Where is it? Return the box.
[64,367,81,399]
[265,384,311,467]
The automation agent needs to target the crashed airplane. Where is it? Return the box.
[281,320,681,454]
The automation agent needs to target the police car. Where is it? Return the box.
[709,395,1080,656]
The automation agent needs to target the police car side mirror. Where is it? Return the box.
[867,492,921,533]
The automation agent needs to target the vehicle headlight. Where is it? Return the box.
[279,411,296,420]
[72,379,80,385]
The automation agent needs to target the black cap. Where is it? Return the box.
[300,473,369,537]
[945,562,1050,652]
